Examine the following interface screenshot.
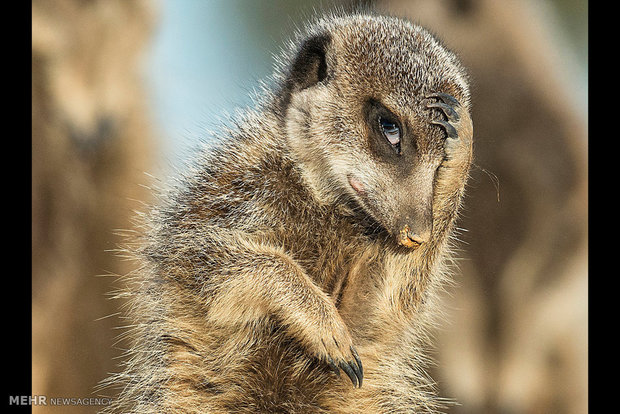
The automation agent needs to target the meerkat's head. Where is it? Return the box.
[277,13,471,249]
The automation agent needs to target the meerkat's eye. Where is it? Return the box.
[378,117,401,153]
[365,99,404,157]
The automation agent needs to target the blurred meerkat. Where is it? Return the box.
[31,0,154,411]
[105,11,473,413]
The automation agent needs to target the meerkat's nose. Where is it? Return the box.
[398,225,430,248]
[407,231,429,245]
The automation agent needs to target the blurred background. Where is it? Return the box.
[31,0,587,413]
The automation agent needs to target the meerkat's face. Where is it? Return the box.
[282,15,471,248]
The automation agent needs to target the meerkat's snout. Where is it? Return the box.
[347,171,435,249]
[390,169,435,249]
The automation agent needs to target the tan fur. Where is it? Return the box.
[104,11,473,413]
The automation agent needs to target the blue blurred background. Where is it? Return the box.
[145,0,346,165]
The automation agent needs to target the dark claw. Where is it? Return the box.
[426,92,461,139]
[349,359,363,388]
[426,102,460,122]
[350,346,363,387]
[431,119,458,139]
[426,92,460,108]
[326,356,341,378]
[339,360,359,388]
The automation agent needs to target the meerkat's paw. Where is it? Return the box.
[304,311,363,388]
[426,92,473,163]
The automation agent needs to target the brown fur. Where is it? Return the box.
[105,12,473,413]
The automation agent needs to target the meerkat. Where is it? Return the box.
[104,11,473,414]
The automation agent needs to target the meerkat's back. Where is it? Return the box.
[104,11,473,414]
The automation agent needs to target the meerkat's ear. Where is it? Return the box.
[287,33,331,91]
